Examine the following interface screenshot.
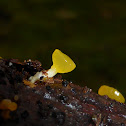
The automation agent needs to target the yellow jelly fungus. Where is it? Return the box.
[14,95,19,101]
[47,49,76,77]
[0,99,17,111]
[98,85,125,103]
[8,102,17,111]
[0,99,11,110]
[29,49,76,83]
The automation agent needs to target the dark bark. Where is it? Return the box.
[0,59,126,126]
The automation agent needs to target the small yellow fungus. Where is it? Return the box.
[47,49,76,77]
[98,85,125,103]
[30,49,76,83]
[14,95,19,101]
[0,99,17,111]
[8,102,17,111]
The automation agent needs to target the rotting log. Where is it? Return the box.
[0,59,126,126]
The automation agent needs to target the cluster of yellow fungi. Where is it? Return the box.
[0,99,17,111]
[0,99,17,119]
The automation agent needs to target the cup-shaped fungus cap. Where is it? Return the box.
[51,49,76,73]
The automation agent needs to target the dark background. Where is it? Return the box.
[0,0,126,98]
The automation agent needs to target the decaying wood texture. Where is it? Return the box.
[0,59,126,126]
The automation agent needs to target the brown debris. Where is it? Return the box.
[23,80,36,88]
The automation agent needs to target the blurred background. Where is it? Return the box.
[0,0,126,97]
